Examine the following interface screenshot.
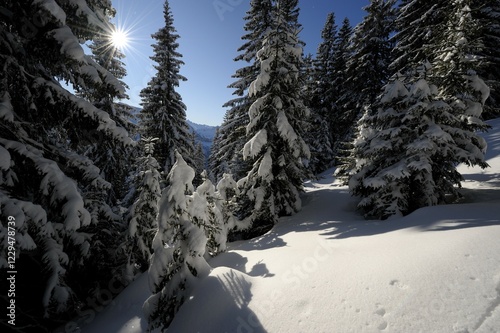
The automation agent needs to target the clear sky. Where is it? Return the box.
[111,0,370,126]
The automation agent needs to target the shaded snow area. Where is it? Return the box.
[81,119,500,333]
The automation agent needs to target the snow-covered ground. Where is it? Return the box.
[79,119,500,333]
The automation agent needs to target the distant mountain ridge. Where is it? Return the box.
[186,120,218,141]
[187,120,218,158]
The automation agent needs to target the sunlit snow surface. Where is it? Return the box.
[81,119,500,333]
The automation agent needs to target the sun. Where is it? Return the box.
[110,28,130,50]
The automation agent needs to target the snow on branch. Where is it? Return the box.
[1,138,92,230]
[466,73,490,105]
[50,26,85,61]
[66,0,109,31]
[33,78,133,146]
[84,55,127,96]
[276,110,298,145]
[42,237,70,314]
[33,0,67,24]
[243,129,267,160]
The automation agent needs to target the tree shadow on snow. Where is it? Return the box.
[248,260,275,278]
[217,270,268,333]
[460,185,500,204]
[170,269,268,333]
[317,201,500,240]
[262,187,500,241]
[231,229,288,251]
[224,182,499,252]
[459,171,500,204]
[210,252,275,278]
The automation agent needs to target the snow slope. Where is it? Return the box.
[79,119,500,333]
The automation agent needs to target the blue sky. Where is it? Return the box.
[111,0,370,126]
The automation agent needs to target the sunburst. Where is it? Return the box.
[110,27,130,50]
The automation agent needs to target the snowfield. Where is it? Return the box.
[80,119,500,333]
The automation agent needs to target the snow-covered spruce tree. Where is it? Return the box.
[216,173,240,246]
[87,13,134,132]
[345,70,429,218]
[471,0,500,118]
[305,13,336,174]
[432,0,490,118]
[0,0,132,327]
[127,138,162,273]
[390,0,448,75]
[209,110,248,182]
[210,0,274,182]
[190,132,206,186]
[69,8,138,312]
[339,0,396,142]
[192,171,226,257]
[83,12,137,203]
[431,0,490,156]
[208,126,223,178]
[73,12,137,286]
[139,0,194,174]
[313,12,337,110]
[332,17,353,91]
[144,152,210,331]
[237,0,310,237]
[346,0,490,220]
[329,17,354,157]
[346,59,489,219]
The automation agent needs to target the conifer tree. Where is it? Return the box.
[345,0,490,219]
[431,0,490,160]
[306,13,336,174]
[208,126,224,178]
[209,111,248,182]
[190,133,206,186]
[144,152,210,331]
[340,0,396,139]
[127,138,161,272]
[329,17,354,154]
[391,0,448,74]
[71,7,136,309]
[0,0,132,326]
[313,12,337,118]
[216,173,240,245]
[331,17,353,99]
[83,13,136,204]
[393,0,496,117]
[87,16,134,131]
[139,0,194,174]
[210,0,274,182]
[471,0,500,117]
[238,0,310,237]
[193,171,226,256]
[346,60,489,219]
[345,68,435,218]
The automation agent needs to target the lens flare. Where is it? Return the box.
[110,28,130,50]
